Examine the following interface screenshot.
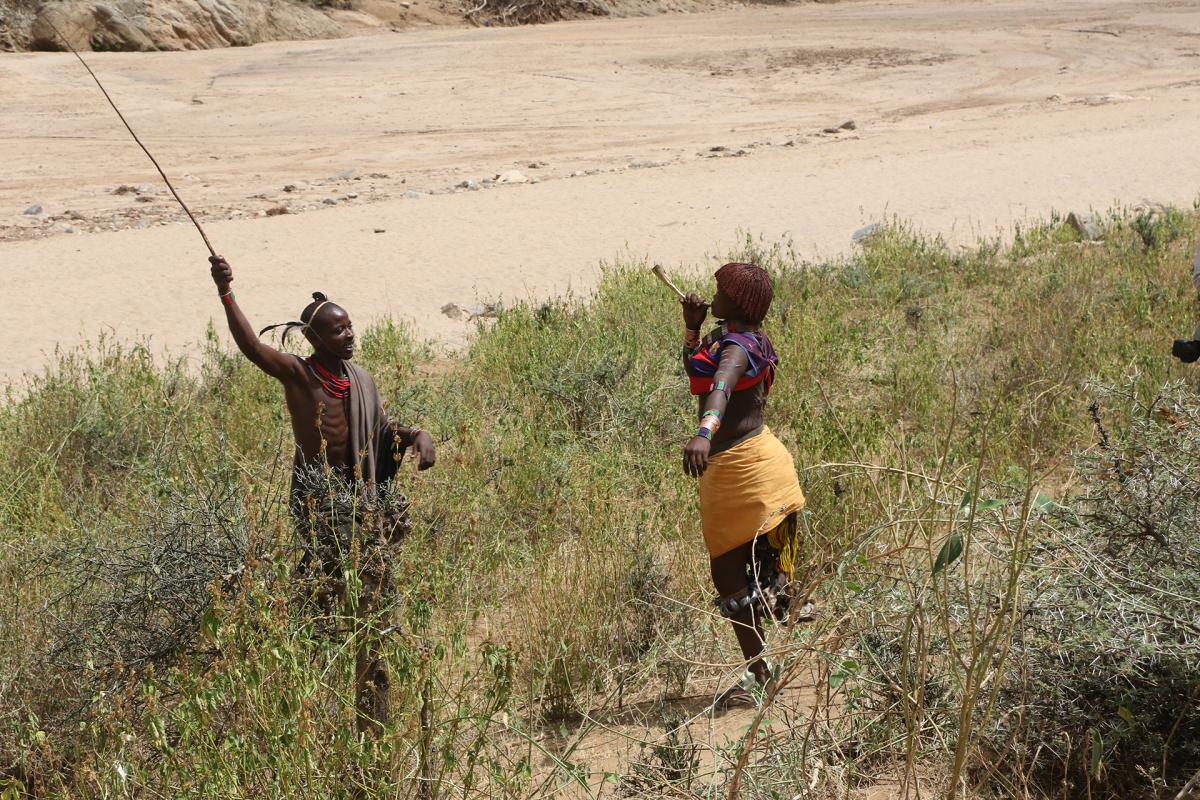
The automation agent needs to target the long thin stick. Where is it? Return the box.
[1176,767,1200,800]
[45,18,217,257]
[651,263,688,301]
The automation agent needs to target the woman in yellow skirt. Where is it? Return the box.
[680,262,805,706]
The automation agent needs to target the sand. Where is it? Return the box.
[3,0,1200,386]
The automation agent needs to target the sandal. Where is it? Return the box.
[714,684,758,712]
[713,669,774,712]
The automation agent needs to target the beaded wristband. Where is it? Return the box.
[219,289,234,307]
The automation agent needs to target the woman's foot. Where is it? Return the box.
[714,683,757,711]
[793,600,818,622]
[713,668,774,713]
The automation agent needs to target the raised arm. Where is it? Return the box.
[683,344,749,477]
[209,256,304,382]
[680,291,709,369]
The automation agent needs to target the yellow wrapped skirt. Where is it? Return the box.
[698,427,806,560]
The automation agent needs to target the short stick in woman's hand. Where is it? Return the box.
[652,264,690,302]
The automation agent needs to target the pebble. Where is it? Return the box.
[570,170,586,177]
[403,190,426,199]
[821,121,856,134]
[852,223,884,245]
[347,192,359,199]
[266,206,290,216]
[23,203,42,215]
[442,302,500,321]
[441,302,474,321]
[1085,93,1134,105]
[330,169,356,181]
[496,170,528,185]
[456,179,480,190]
[629,160,665,169]
[283,182,308,193]
[61,224,76,234]
[374,228,386,233]
[527,161,547,169]
[322,197,337,205]
[1066,211,1102,241]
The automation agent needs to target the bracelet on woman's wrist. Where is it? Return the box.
[697,410,721,440]
[219,289,234,307]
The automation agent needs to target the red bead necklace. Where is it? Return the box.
[306,356,350,399]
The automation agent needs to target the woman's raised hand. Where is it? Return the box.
[681,291,709,331]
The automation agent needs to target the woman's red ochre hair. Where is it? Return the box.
[715,262,773,323]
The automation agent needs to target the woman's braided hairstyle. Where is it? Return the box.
[714,262,773,324]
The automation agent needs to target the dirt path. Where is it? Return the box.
[3,0,1200,385]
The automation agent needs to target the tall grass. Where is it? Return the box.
[1,207,1198,798]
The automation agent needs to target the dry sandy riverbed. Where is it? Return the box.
[2,0,1200,386]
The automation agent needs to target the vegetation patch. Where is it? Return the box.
[1,209,1198,797]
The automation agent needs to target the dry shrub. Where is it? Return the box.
[985,380,1200,798]
[464,0,609,26]
[518,524,693,720]
[37,474,248,720]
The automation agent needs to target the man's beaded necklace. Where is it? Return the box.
[305,355,350,399]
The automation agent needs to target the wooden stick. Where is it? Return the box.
[1176,767,1200,800]
[45,17,217,258]
[651,264,688,301]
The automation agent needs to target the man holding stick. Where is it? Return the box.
[209,254,435,736]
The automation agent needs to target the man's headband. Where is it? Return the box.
[307,300,332,325]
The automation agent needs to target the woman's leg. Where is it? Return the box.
[711,542,770,684]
